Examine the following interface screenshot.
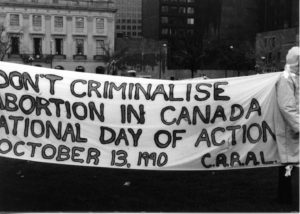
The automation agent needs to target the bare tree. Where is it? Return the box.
[170,34,205,78]
[102,44,128,75]
[202,39,256,76]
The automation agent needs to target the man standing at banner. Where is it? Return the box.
[276,46,299,204]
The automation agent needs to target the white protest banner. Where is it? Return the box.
[0,62,282,170]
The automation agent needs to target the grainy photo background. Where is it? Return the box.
[0,0,299,212]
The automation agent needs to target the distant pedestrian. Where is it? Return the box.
[275,46,299,204]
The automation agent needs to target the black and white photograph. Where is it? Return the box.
[0,0,299,212]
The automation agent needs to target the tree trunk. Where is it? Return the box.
[191,69,195,78]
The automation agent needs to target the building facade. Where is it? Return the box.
[142,0,203,41]
[0,0,116,73]
[256,28,298,72]
[141,0,159,40]
[219,0,261,42]
[142,0,204,70]
[115,0,142,38]
[259,0,299,32]
[255,0,299,72]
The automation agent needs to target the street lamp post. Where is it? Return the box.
[159,43,167,79]
[261,56,266,73]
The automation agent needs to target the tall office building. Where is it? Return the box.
[142,0,221,40]
[142,0,271,71]
[142,0,265,42]
[115,0,142,38]
[255,0,299,72]
[219,0,261,41]
[142,0,223,69]
[0,0,116,73]
[260,0,299,31]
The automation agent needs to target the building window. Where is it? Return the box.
[187,0,194,3]
[55,38,63,55]
[32,15,42,30]
[178,7,186,13]
[161,6,168,12]
[187,7,194,14]
[53,0,58,3]
[169,17,177,25]
[96,66,105,74]
[96,18,104,31]
[33,38,42,55]
[10,36,20,54]
[267,52,272,64]
[161,28,168,35]
[264,37,276,49]
[55,65,64,70]
[75,39,84,55]
[116,32,123,38]
[187,29,194,35]
[271,37,276,48]
[187,18,194,25]
[170,6,178,13]
[75,66,85,72]
[277,52,281,62]
[169,28,176,36]
[10,14,20,26]
[75,17,84,32]
[96,40,105,55]
[161,17,168,24]
[264,38,267,48]
[54,16,63,28]
[31,0,38,2]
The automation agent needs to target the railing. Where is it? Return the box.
[20,54,53,64]
[7,53,22,59]
[93,55,106,61]
[0,0,115,10]
[53,54,67,60]
[73,54,87,60]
